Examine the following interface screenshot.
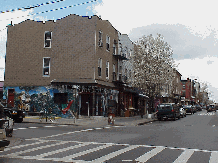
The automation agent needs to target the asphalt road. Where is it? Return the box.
[1,109,218,163]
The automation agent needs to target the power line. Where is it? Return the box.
[0,0,65,13]
[0,0,97,22]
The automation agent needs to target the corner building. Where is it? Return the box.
[4,15,121,117]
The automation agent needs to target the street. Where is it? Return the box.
[1,110,218,163]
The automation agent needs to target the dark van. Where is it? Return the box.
[156,103,180,121]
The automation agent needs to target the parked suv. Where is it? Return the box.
[195,104,202,111]
[0,102,25,123]
[156,103,180,121]
[183,105,194,114]
[207,105,216,113]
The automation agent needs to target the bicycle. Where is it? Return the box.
[39,112,46,122]
[47,114,56,122]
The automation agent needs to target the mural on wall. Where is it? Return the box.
[3,86,79,118]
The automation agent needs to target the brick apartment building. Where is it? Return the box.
[172,69,182,104]
[4,14,147,117]
[4,14,122,116]
[181,78,192,105]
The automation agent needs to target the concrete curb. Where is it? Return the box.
[137,119,158,126]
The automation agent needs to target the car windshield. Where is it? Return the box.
[157,105,171,110]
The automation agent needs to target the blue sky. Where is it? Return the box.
[0,0,100,20]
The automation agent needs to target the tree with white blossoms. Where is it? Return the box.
[130,34,176,113]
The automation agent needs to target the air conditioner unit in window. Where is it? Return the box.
[98,42,103,47]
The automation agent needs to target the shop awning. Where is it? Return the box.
[51,79,116,88]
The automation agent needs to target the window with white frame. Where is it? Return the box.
[43,57,50,76]
[98,58,102,77]
[98,31,103,47]
[106,61,109,78]
[106,35,110,51]
[44,31,52,48]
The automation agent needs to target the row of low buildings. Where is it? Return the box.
[0,14,208,117]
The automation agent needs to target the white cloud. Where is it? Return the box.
[175,56,218,101]
[94,0,218,37]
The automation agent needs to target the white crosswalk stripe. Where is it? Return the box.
[90,145,139,163]
[60,144,114,162]
[2,141,69,158]
[0,140,47,152]
[135,146,165,162]
[23,142,93,160]
[1,139,218,162]
[28,127,38,129]
[173,149,194,163]
[209,151,218,163]
[16,128,27,130]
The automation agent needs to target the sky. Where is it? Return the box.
[0,0,218,102]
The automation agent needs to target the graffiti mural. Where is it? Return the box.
[3,86,79,118]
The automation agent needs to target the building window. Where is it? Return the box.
[106,35,110,51]
[98,58,102,77]
[98,31,103,47]
[106,61,109,78]
[113,43,116,55]
[43,57,50,76]
[44,31,52,48]
[113,64,116,81]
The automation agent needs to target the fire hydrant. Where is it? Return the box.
[108,115,114,125]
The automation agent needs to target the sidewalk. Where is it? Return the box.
[23,114,157,128]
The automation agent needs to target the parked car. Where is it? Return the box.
[0,107,11,151]
[195,104,202,111]
[192,105,197,113]
[156,103,180,121]
[207,105,216,113]
[202,105,207,110]
[183,105,194,114]
[0,102,25,123]
[179,108,186,118]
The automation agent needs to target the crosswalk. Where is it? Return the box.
[13,124,69,130]
[198,112,216,116]
[1,139,218,162]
